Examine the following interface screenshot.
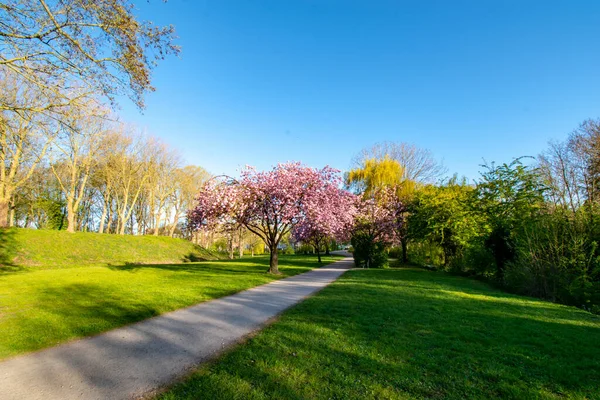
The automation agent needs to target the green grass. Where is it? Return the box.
[159,268,600,400]
[2,228,220,270]
[0,229,342,359]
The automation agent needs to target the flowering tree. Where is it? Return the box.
[352,187,405,268]
[188,162,344,274]
[292,188,357,262]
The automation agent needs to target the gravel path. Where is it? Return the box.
[0,257,353,400]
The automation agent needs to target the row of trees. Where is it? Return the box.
[1,0,182,232]
[4,110,210,235]
[345,124,600,314]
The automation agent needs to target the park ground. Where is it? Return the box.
[159,267,600,400]
[1,230,599,399]
[0,229,342,359]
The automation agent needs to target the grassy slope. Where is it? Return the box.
[160,268,600,400]
[0,229,342,359]
[4,228,218,269]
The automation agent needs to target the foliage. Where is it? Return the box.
[476,158,547,279]
[351,187,404,268]
[159,268,600,400]
[346,156,414,197]
[351,230,388,268]
[408,178,484,267]
[403,141,600,313]
[507,209,600,312]
[291,187,356,262]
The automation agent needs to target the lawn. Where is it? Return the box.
[0,254,341,359]
[159,268,600,400]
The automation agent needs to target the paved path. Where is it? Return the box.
[0,257,353,400]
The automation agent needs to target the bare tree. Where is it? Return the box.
[111,131,158,235]
[539,119,600,213]
[147,144,181,235]
[167,165,211,237]
[49,101,107,232]
[0,77,59,227]
[351,141,446,184]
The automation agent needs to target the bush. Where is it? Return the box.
[351,232,388,268]
[387,247,402,259]
[281,246,295,255]
[507,210,600,313]
[296,243,314,255]
[406,241,444,268]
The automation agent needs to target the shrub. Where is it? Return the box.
[351,232,388,268]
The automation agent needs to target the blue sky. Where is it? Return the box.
[121,0,600,181]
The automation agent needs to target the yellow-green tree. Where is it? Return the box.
[346,156,415,262]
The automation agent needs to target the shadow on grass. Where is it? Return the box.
[105,255,331,276]
[161,268,600,400]
[0,228,25,274]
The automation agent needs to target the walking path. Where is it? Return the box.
[0,257,353,400]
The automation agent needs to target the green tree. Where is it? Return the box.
[476,158,546,279]
[409,178,483,268]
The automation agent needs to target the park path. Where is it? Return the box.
[0,256,353,400]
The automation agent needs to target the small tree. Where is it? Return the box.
[292,189,356,263]
[351,187,404,268]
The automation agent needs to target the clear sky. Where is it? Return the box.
[120,0,600,181]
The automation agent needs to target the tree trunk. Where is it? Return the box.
[228,235,234,259]
[401,238,408,264]
[168,223,177,237]
[238,229,244,258]
[268,248,279,274]
[66,199,77,233]
[8,199,15,227]
[0,199,9,228]
[315,245,322,263]
[99,201,108,233]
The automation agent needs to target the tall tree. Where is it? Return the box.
[0,0,179,114]
[0,78,58,227]
[476,159,546,278]
[168,165,210,237]
[49,101,107,232]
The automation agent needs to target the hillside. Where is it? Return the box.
[2,228,220,269]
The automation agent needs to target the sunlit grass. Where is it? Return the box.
[2,228,221,269]
[159,268,600,400]
[0,254,341,359]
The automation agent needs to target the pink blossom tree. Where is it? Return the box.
[188,162,345,274]
[351,187,405,268]
[292,189,357,262]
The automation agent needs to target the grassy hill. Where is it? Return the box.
[2,228,220,270]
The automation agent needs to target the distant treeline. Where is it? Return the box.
[2,104,209,236]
